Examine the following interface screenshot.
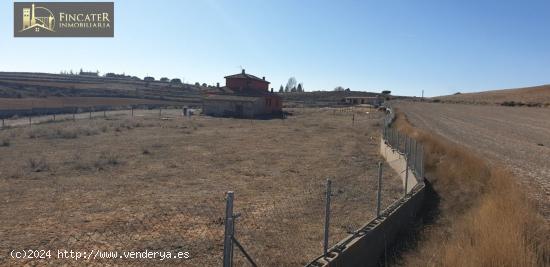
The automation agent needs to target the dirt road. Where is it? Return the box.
[395,102,550,218]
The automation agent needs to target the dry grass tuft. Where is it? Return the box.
[27,125,99,139]
[94,152,120,169]
[141,147,151,155]
[393,111,549,267]
[26,157,49,172]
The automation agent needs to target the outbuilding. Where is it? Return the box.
[343,96,383,107]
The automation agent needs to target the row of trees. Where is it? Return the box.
[278,77,304,93]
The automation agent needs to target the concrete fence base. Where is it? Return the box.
[307,138,425,267]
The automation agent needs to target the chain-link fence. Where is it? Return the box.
[0,106,198,129]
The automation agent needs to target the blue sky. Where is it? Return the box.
[1,0,549,96]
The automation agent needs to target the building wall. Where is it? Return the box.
[226,78,269,91]
[262,95,283,113]
[345,97,382,106]
[203,96,281,118]
[203,99,262,118]
[23,9,31,28]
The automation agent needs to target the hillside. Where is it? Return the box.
[0,72,203,103]
[433,84,550,107]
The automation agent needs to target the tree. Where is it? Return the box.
[160,77,169,82]
[291,87,297,92]
[279,85,284,93]
[381,90,391,95]
[202,83,207,87]
[334,86,345,91]
[170,78,182,84]
[297,83,303,92]
[285,77,297,92]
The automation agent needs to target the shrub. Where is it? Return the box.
[501,101,516,106]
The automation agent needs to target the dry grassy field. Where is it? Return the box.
[390,108,549,266]
[395,102,550,218]
[0,108,402,266]
[0,97,186,110]
[433,84,550,106]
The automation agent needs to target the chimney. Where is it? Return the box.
[262,76,265,80]
[271,88,273,93]
[242,69,245,74]
[216,82,220,88]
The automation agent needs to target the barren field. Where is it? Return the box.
[395,102,550,218]
[433,84,550,106]
[0,108,401,266]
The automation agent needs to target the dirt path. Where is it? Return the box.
[395,102,550,218]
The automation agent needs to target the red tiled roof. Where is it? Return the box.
[224,71,270,84]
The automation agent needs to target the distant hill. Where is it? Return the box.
[433,84,550,107]
[0,72,203,103]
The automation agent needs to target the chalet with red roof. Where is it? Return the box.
[203,70,282,118]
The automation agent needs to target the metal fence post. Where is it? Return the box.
[323,179,332,256]
[414,141,419,176]
[405,135,409,160]
[377,162,383,217]
[404,156,409,196]
[159,107,162,118]
[53,114,56,121]
[1,118,4,128]
[396,131,400,151]
[29,116,31,126]
[223,191,234,267]
[103,110,107,119]
[411,139,416,171]
[131,107,134,117]
[420,145,424,180]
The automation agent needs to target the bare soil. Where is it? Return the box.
[0,108,402,266]
[395,101,550,218]
[433,84,550,106]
